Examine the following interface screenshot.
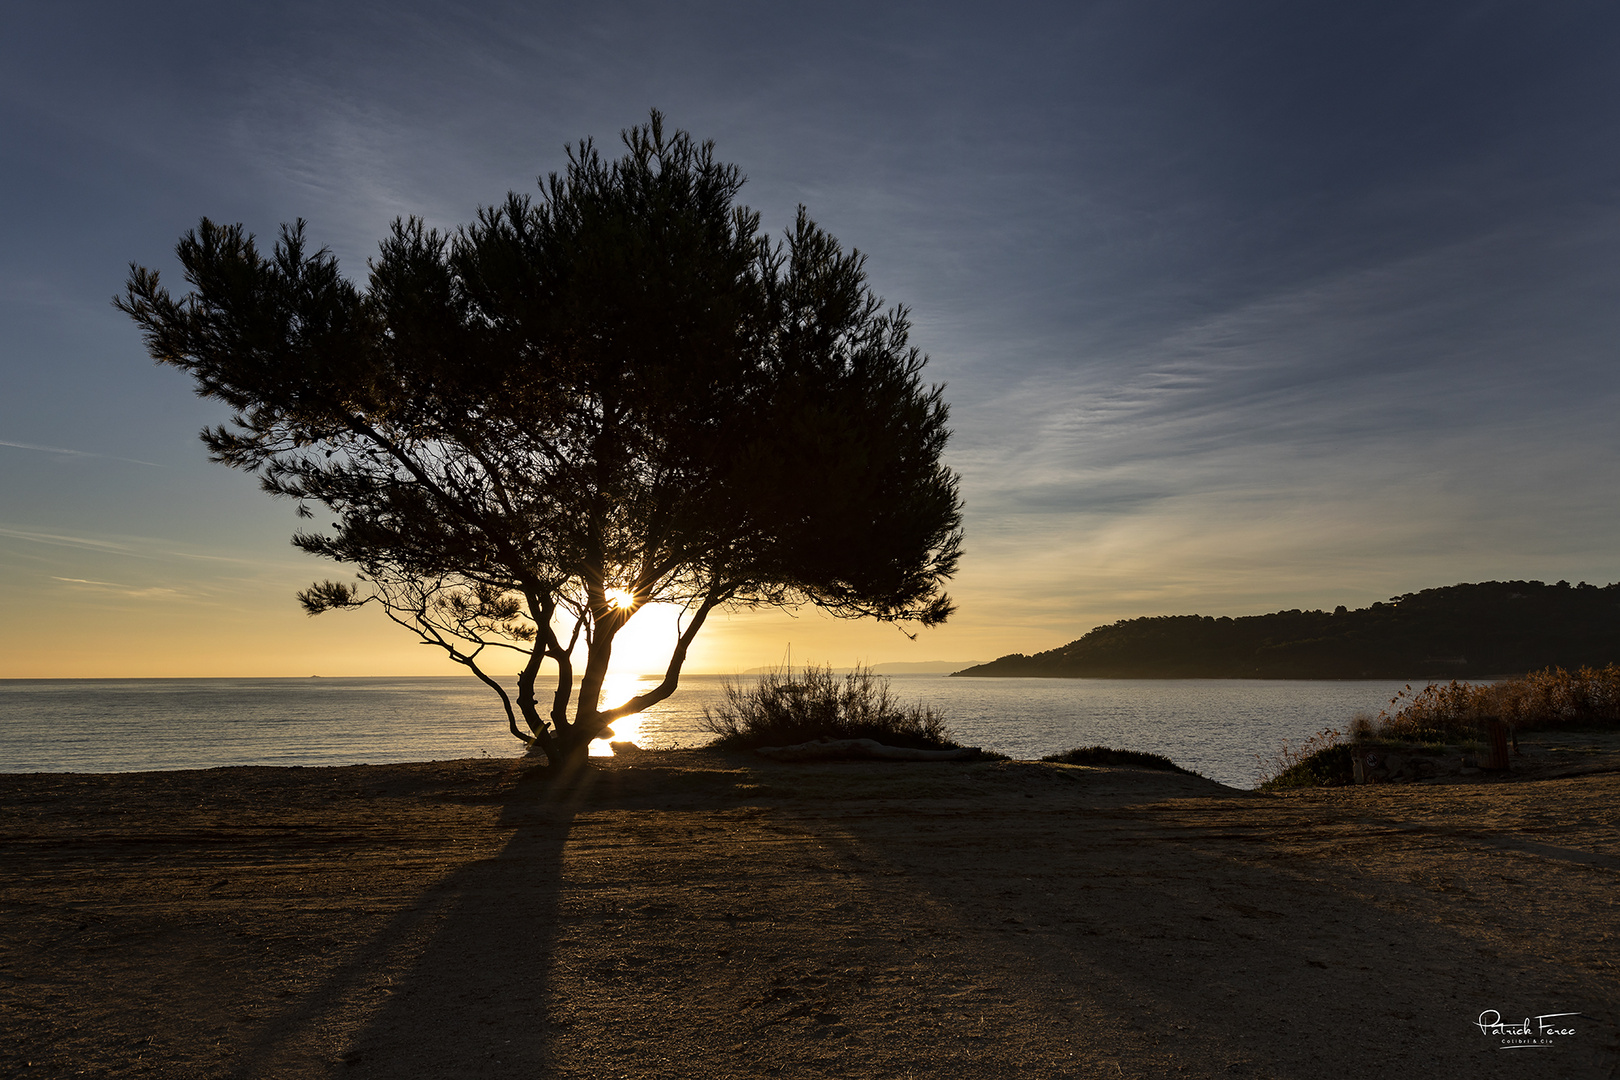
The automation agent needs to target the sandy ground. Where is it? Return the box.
[1,743,1617,1079]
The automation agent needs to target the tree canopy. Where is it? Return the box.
[119,113,963,767]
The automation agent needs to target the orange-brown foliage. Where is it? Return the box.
[1375,664,1620,740]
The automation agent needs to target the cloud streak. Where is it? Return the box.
[4,1,1620,672]
[0,440,164,468]
[0,526,141,555]
[49,576,184,600]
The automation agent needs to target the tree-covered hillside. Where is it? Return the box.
[955,581,1620,679]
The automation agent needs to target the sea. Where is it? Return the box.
[0,674,1419,789]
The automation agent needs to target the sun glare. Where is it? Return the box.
[589,671,652,756]
[605,587,636,610]
[575,601,701,755]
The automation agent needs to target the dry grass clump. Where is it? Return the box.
[1041,745,1200,775]
[702,664,959,751]
[1256,665,1620,789]
[1255,727,1353,790]
[1374,664,1620,742]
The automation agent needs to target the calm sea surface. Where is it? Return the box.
[0,674,1417,788]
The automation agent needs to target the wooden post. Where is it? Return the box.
[1482,718,1511,771]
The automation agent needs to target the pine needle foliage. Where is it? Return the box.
[117,112,963,768]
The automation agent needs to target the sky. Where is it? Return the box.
[2,0,1619,678]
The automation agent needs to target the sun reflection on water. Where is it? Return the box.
[587,672,653,756]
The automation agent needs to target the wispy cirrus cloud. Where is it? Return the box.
[49,576,184,599]
[0,439,164,468]
[0,526,140,555]
[0,525,311,575]
[5,0,1620,675]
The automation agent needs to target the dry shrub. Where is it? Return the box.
[1257,664,1620,789]
[1375,664,1620,742]
[702,664,958,751]
[1254,727,1349,789]
[1347,711,1377,741]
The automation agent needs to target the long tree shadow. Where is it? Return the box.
[816,785,1619,1079]
[217,760,1619,1078]
[226,763,604,1080]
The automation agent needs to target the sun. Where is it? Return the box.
[604,588,636,610]
[596,600,689,678]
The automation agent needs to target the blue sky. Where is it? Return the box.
[3,1,1618,676]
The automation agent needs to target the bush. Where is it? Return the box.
[1347,711,1377,741]
[1256,665,1620,790]
[1254,727,1350,790]
[702,664,959,751]
[1257,743,1356,790]
[1375,664,1620,741]
[1040,745,1199,775]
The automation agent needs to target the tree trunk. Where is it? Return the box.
[543,735,593,773]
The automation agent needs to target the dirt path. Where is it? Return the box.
[1,753,1615,1078]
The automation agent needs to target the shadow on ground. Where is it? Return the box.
[2,753,1613,1079]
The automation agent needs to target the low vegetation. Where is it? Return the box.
[1040,745,1200,775]
[1373,664,1620,742]
[1254,728,1359,790]
[702,665,960,751]
[1256,664,1620,789]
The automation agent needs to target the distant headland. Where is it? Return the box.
[954,580,1620,679]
